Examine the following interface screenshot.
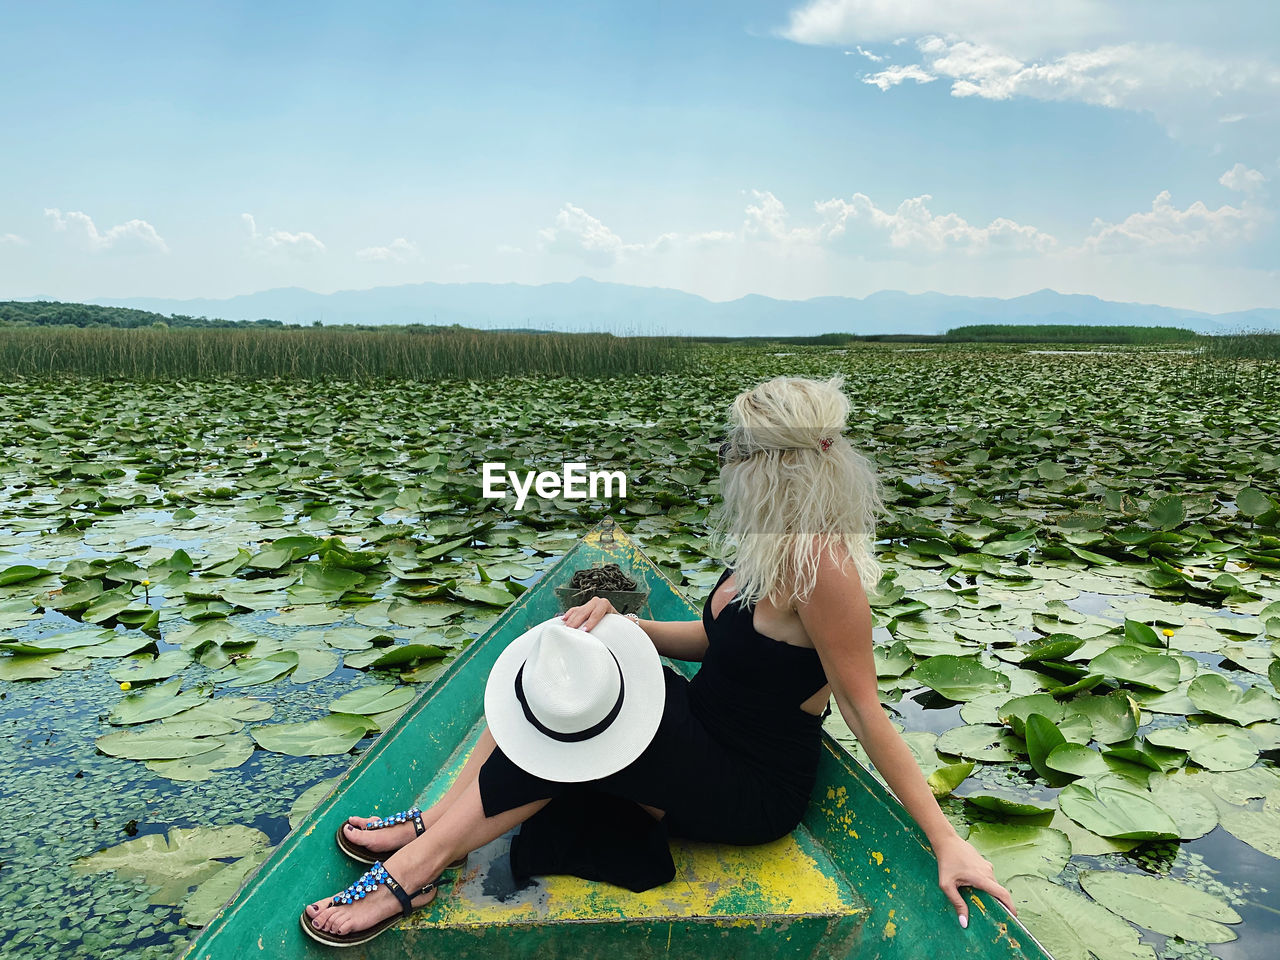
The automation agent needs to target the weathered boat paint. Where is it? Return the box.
[181,515,1053,960]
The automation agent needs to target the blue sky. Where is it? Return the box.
[1,0,1277,312]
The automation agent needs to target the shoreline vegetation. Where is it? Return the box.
[1,300,1276,380]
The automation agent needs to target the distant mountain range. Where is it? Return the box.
[71,278,1280,336]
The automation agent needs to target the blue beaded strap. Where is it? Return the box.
[361,806,425,838]
[330,860,448,916]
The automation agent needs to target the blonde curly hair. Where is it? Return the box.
[707,372,886,609]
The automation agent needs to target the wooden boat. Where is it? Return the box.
[181,515,1052,960]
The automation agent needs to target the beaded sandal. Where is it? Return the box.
[335,805,467,872]
[299,859,454,948]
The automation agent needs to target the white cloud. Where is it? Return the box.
[0,233,27,246]
[782,0,1116,56]
[863,63,935,91]
[532,190,1054,265]
[356,238,420,263]
[44,208,169,254]
[781,1,1280,138]
[536,203,648,266]
[241,213,326,259]
[1219,162,1267,194]
[814,191,1056,254]
[1078,186,1269,257]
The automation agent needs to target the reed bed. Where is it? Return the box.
[0,326,689,380]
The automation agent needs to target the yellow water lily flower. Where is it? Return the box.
[119,681,131,691]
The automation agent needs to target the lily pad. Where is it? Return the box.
[1009,875,1156,960]
[1145,723,1260,772]
[966,822,1071,884]
[910,655,1010,702]
[180,848,271,927]
[249,715,374,757]
[1078,869,1240,942]
[1058,775,1179,840]
[1187,672,1280,726]
[72,825,270,905]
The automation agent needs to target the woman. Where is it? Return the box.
[303,373,1015,945]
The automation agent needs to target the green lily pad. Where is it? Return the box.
[1009,875,1156,960]
[180,848,270,927]
[1187,672,1280,726]
[1078,869,1240,942]
[289,777,343,830]
[72,825,270,906]
[1146,723,1260,771]
[1058,775,1179,840]
[966,822,1071,884]
[329,683,417,716]
[910,655,1010,702]
[109,678,212,725]
[249,714,374,757]
[936,723,1025,762]
[1088,644,1180,691]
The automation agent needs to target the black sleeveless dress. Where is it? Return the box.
[475,566,832,892]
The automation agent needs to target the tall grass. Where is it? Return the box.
[0,326,690,380]
[1183,329,1280,396]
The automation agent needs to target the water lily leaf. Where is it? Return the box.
[1088,644,1180,691]
[910,655,1010,702]
[1008,880,1162,960]
[926,760,974,797]
[1147,495,1186,530]
[873,639,914,677]
[344,643,449,671]
[0,649,90,680]
[289,777,343,830]
[111,650,192,688]
[0,564,51,586]
[249,714,374,756]
[1146,723,1260,771]
[96,726,226,761]
[71,824,270,906]
[329,683,416,716]
[164,696,274,727]
[1068,691,1140,744]
[213,650,299,688]
[452,581,517,606]
[1216,789,1280,860]
[1145,770,1218,840]
[936,723,1025,762]
[1187,672,1280,726]
[1237,486,1276,518]
[145,734,256,781]
[1020,633,1085,663]
[1045,743,1110,780]
[1123,619,1162,648]
[1058,775,1179,839]
[1078,869,1240,942]
[0,627,116,654]
[180,848,270,927]
[963,789,1054,817]
[1026,713,1074,787]
[109,678,211,725]
[967,822,1070,884]
[286,648,338,684]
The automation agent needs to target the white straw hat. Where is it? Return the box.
[483,613,665,782]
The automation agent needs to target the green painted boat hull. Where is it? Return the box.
[181,516,1053,960]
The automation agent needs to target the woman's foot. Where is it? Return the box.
[303,870,440,938]
[339,814,419,858]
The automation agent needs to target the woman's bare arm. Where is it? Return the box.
[560,599,710,662]
[795,544,1015,928]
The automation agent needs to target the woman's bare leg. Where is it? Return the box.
[340,725,499,856]
[306,778,549,935]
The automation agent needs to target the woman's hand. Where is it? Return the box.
[558,596,618,632]
[933,834,1016,928]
